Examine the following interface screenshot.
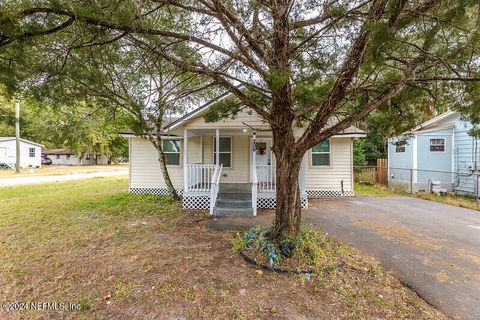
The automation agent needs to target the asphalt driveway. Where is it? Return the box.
[208,196,480,320]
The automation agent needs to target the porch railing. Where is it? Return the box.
[256,164,306,194]
[185,164,217,192]
[256,165,276,192]
[209,164,223,215]
[252,164,258,216]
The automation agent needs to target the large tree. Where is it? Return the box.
[1,0,480,239]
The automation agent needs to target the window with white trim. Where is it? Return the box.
[213,137,232,168]
[430,138,445,152]
[162,140,181,165]
[312,140,330,166]
[395,144,406,153]
[29,147,35,158]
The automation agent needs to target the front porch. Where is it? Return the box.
[181,128,307,215]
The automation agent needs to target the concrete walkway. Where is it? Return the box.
[207,197,480,320]
[0,169,128,187]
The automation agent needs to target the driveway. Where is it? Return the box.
[0,169,128,187]
[208,196,480,320]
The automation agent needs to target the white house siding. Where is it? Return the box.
[305,137,354,197]
[0,139,42,168]
[129,137,186,194]
[202,135,250,183]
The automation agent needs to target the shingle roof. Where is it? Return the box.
[0,137,44,147]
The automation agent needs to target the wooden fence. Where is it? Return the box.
[354,159,388,187]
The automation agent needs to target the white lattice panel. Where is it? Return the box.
[306,190,354,198]
[183,196,210,210]
[129,188,183,196]
[257,196,308,209]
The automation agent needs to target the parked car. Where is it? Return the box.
[41,156,53,165]
[0,162,13,169]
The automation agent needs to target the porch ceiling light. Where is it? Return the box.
[242,128,248,133]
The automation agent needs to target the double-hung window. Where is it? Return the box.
[29,147,35,158]
[163,140,181,165]
[430,138,445,152]
[312,140,330,166]
[213,137,232,168]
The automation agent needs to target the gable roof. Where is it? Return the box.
[164,91,366,136]
[410,110,458,133]
[0,137,44,147]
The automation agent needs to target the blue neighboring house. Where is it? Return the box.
[388,110,480,196]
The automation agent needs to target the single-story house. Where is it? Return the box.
[121,92,366,216]
[388,110,480,195]
[0,137,43,168]
[42,148,110,165]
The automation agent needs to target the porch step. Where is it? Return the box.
[216,198,252,208]
[213,207,254,216]
[217,192,251,200]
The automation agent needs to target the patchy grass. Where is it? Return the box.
[355,182,479,211]
[416,192,479,211]
[0,164,127,178]
[355,183,400,197]
[0,177,446,319]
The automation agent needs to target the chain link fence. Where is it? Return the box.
[354,166,480,204]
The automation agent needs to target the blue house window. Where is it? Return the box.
[395,144,406,153]
[430,139,445,152]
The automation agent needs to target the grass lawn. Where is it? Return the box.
[0,177,445,319]
[355,182,480,211]
[0,164,127,178]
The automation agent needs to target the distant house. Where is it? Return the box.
[42,148,110,165]
[0,137,43,168]
[121,91,366,216]
[388,110,480,195]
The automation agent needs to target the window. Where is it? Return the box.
[29,147,35,158]
[213,137,232,168]
[56,155,60,159]
[395,144,406,153]
[430,138,445,152]
[66,155,71,159]
[163,140,181,165]
[312,140,330,166]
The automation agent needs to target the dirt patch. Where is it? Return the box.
[435,270,449,282]
[353,219,443,251]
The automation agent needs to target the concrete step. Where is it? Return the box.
[213,207,255,216]
[216,199,252,208]
[217,192,251,200]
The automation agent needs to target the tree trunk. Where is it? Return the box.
[154,142,181,201]
[272,148,303,239]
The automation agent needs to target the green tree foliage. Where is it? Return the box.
[353,138,367,167]
[1,0,480,238]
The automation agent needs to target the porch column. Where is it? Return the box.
[184,129,188,192]
[252,131,256,177]
[215,129,220,165]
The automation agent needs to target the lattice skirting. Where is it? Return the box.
[306,190,354,198]
[257,196,308,209]
[183,195,210,210]
[129,187,184,195]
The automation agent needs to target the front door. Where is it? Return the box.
[251,138,274,185]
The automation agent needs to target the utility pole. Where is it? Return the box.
[15,101,20,174]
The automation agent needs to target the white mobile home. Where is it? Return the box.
[42,149,110,165]
[0,137,43,168]
[122,94,366,215]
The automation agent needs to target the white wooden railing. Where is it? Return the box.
[252,164,258,216]
[185,164,217,192]
[256,165,276,192]
[256,163,306,194]
[209,164,223,215]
